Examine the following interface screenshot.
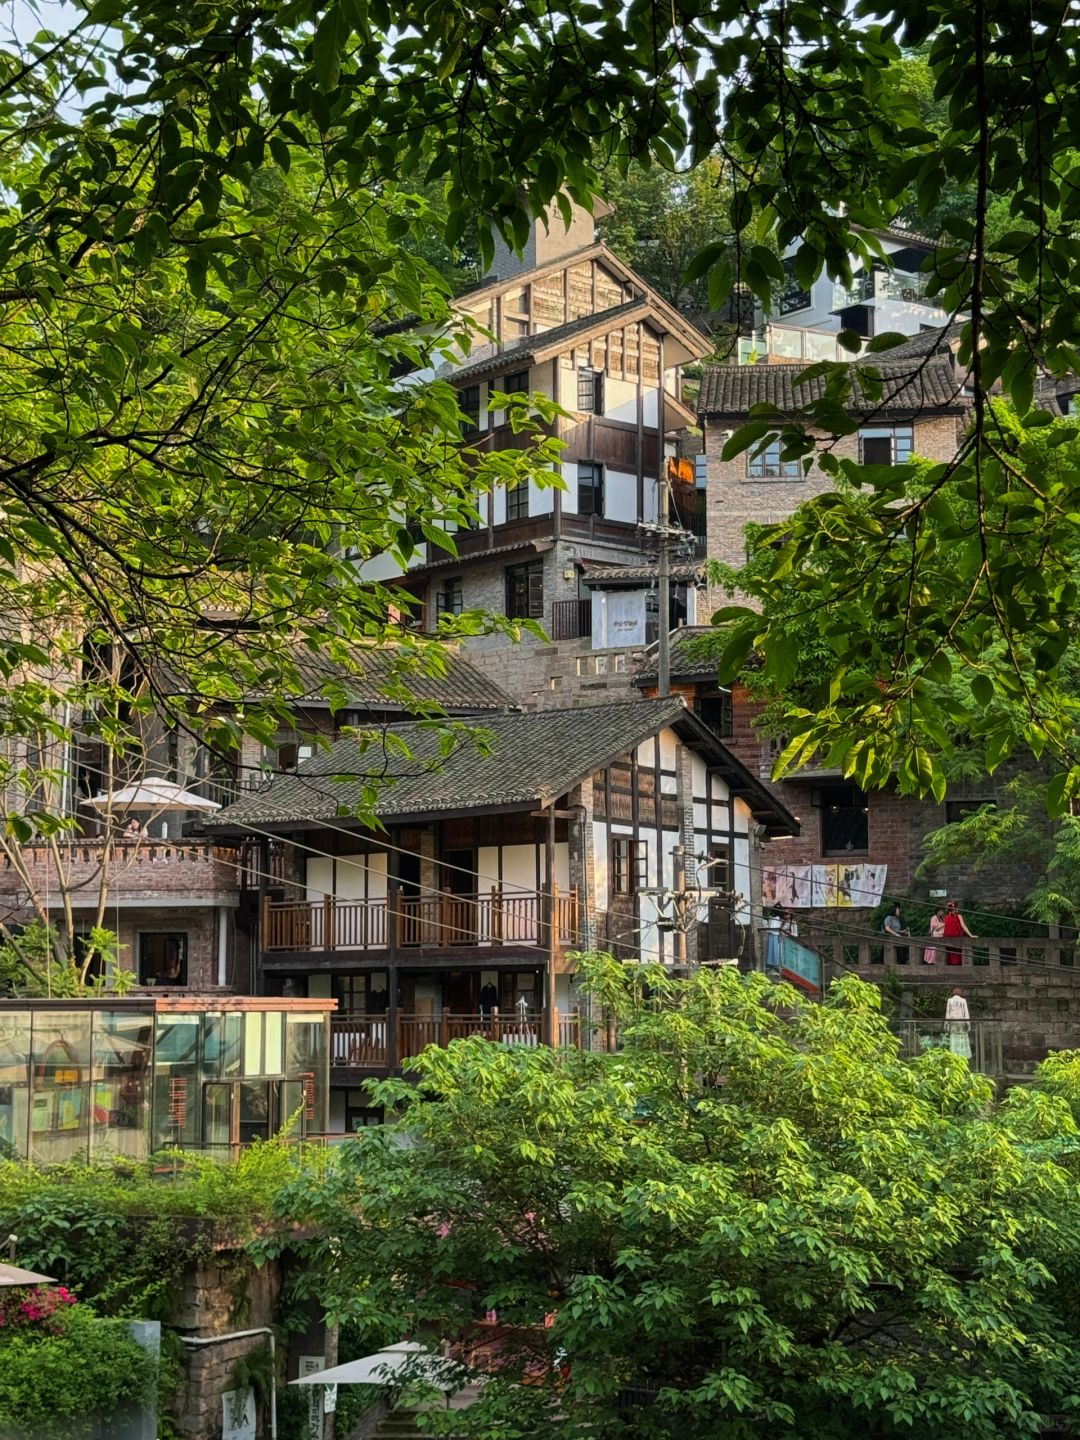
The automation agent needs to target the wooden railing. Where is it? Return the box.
[807,930,1078,978]
[331,1009,582,1069]
[551,598,592,641]
[264,887,580,953]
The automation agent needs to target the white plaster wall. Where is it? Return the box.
[306,858,332,899]
[592,820,610,911]
[605,468,638,523]
[335,853,367,900]
[604,376,638,423]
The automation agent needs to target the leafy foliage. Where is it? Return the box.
[0,1142,322,1318]
[273,957,1080,1439]
[0,1304,156,1439]
[0,921,133,997]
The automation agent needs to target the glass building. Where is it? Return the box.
[0,998,332,1163]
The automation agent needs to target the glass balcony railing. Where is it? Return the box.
[833,269,930,309]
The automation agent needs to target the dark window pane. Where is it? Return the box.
[577,462,604,516]
[506,561,544,620]
[460,385,481,434]
[138,932,188,986]
[820,783,869,855]
[507,483,529,520]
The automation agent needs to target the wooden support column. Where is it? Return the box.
[256,836,270,996]
[545,802,557,1046]
[388,963,398,1072]
[552,357,563,538]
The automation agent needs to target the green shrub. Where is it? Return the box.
[0,1306,156,1438]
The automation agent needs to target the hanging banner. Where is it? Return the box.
[764,863,887,909]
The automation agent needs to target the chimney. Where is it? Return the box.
[487,194,613,283]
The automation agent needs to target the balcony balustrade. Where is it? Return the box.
[264,886,580,955]
[809,931,1076,976]
[330,1008,583,1070]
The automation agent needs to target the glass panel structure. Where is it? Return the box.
[0,1001,331,1159]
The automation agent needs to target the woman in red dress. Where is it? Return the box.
[942,900,975,965]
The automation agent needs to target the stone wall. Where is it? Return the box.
[465,632,644,711]
[813,956,1080,1076]
[173,1245,332,1440]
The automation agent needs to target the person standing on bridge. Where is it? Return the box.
[945,987,972,1060]
[943,900,975,966]
[924,907,946,965]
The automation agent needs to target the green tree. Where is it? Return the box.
[596,157,734,313]
[3,0,1080,810]
[275,959,1080,1439]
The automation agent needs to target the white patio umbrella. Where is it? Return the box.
[289,1342,463,1389]
[0,1263,56,1287]
[86,778,221,813]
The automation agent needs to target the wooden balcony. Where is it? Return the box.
[264,887,580,956]
[331,1008,583,1071]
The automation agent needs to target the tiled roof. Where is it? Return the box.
[864,322,963,361]
[209,697,692,826]
[286,647,515,714]
[206,696,798,835]
[634,627,725,683]
[445,300,647,386]
[168,645,515,715]
[579,562,704,587]
[697,355,966,418]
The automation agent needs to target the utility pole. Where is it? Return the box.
[657,470,671,698]
[640,465,683,699]
[672,843,688,971]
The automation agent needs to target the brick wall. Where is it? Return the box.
[0,838,241,909]
[731,684,1051,920]
[704,413,965,583]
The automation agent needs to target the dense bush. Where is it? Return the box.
[0,1304,155,1438]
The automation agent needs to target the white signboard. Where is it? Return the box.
[299,1356,326,1440]
[221,1388,256,1440]
[324,1384,338,1414]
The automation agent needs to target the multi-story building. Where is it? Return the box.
[736,227,952,364]
[361,201,712,702]
[0,645,516,992]
[694,327,1080,920]
[205,696,796,1129]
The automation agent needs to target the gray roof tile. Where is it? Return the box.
[697,354,966,418]
[634,627,725,683]
[206,696,798,835]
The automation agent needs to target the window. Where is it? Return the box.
[577,462,604,516]
[859,425,913,465]
[695,691,733,738]
[436,577,463,617]
[778,256,812,316]
[945,798,995,823]
[694,452,707,488]
[505,561,544,620]
[612,838,648,895]
[138,932,188,986]
[707,844,730,891]
[503,370,529,396]
[459,384,481,435]
[747,440,800,478]
[819,782,869,856]
[577,367,604,413]
[506,482,530,520]
[276,736,317,772]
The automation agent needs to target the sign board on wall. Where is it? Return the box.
[221,1389,256,1440]
[299,1357,326,1440]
